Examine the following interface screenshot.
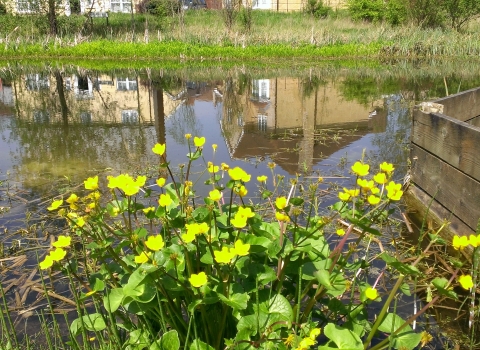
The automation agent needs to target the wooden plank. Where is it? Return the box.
[434,87,480,122]
[412,110,480,181]
[410,145,480,231]
[404,185,473,258]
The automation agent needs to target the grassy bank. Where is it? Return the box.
[2,11,480,59]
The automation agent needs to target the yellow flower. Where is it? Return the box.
[336,229,345,236]
[267,162,276,169]
[357,178,375,192]
[469,234,480,247]
[208,163,219,173]
[453,235,469,250]
[52,235,71,248]
[182,230,197,243]
[257,175,268,183]
[228,167,251,182]
[48,199,63,211]
[159,193,173,207]
[283,334,295,346]
[385,181,401,193]
[373,173,388,184]
[338,191,351,202]
[194,136,206,147]
[75,216,86,228]
[420,331,433,348]
[145,235,165,251]
[234,185,248,197]
[209,189,222,201]
[221,163,230,171]
[39,255,54,270]
[365,287,379,300]
[345,188,360,197]
[298,338,315,349]
[134,251,151,264]
[233,240,250,256]
[185,133,192,139]
[142,207,155,214]
[351,161,369,177]
[84,176,99,190]
[237,207,255,218]
[380,162,395,174]
[275,211,290,222]
[458,275,474,290]
[152,143,166,156]
[214,247,235,264]
[50,248,67,261]
[156,178,166,187]
[212,144,218,151]
[309,328,321,339]
[275,197,288,210]
[196,222,209,234]
[189,272,207,288]
[367,195,381,205]
[231,214,248,229]
[66,194,79,210]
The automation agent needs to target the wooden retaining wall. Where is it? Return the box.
[406,87,480,239]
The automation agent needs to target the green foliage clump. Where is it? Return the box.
[443,0,480,31]
[384,0,408,26]
[347,0,384,22]
[139,0,181,17]
[405,0,446,28]
[0,1,7,15]
[304,0,331,18]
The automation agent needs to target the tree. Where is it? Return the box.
[444,0,480,31]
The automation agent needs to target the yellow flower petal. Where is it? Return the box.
[39,255,54,270]
[84,176,99,190]
[275,197,288,210]
[52,235,71,248]
[145,235,165,251]
[365,287,379,300]
[351,161,370,177]
[194,137,205,147]
[209,189,222,201]
[189,272,207,288]
[134,251,151,264]
[458,275,474,290]
[152,143,166,155]
[47,199,63,211]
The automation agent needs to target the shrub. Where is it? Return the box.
[139,0,181,16]
[304,0,331,18]
[405,0,446,28]
[384,0,408,26]
[347,0,384,22]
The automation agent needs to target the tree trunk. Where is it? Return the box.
[48,0,58,36]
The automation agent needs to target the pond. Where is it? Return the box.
[1,61,479,348]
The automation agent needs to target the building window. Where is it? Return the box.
[257,114,267,131]
[251,79,270,102]
[117,77,137,91]
[26,74,50,91]
[122,110,139,123]
[16,0,39,13]
[111,0,131,12]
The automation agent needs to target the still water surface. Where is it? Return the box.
[1,62,479,345]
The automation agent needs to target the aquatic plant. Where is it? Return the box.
[27,136,476,350]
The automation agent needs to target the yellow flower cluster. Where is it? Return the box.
[452,234,480,250]
[39,235,71,269]
[291,328,321,350]
[230,207,255,228]
[339,161,402,203]
[228,167,251,182]
[213,240,250,264]
[182,222,210,243]
[108,174,146,196]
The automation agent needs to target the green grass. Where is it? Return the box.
[2,11,480,59]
